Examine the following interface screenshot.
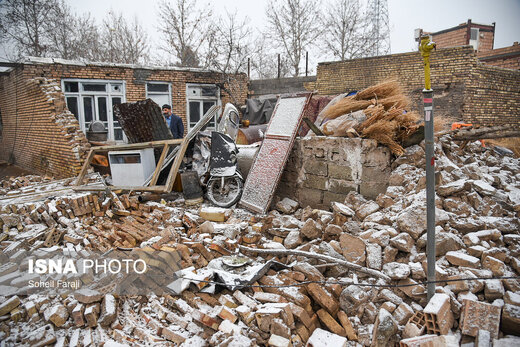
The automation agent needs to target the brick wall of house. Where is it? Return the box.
[477,42,520,70]
[464,65,520,126]
[277,137,392,209]
[20,62,248,132]
[316,46,477,121]
[430,21,495,53]
[0,61,248,177]
[0,72,90,177]
[315,46,520,126]
[432,26,469,49]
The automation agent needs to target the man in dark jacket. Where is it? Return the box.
[162,104,184,139]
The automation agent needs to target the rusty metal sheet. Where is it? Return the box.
[114,99,172,143]
[240,94,311,214]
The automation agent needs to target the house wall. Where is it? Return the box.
[0,62,248,177]
[430,21,495,53]
[0,73,90,177]
[315,46,520,126]
[277,137,392,209]
[477,42,520,70]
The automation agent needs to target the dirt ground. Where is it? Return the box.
[0,162,34,181]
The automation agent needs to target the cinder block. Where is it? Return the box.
[423,293,454,335]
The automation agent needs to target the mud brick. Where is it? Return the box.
[423,293,454,335]
[71,304,85,327]
[255,305,283,332]
[254,292,288,304]
[162,326,186,344]
[84,303,100,328]
[288,303,314,331]
[197,293,220,307]
[218,306,237,323]
[306,282,339,317]
[192,308,221,330]
[459,299,501,339]
[337,310,358,341]
[260,276,311,309]
[296,323,310,342]
[0,295,20,316]
[219,294,238,308]
[270,318,291,339]
[501,304,520,336]
[317,308,346,336]
[399,335,439,347]
[191,242,214,261]
[233,290,258,309]
[209,243,231,256]
[236,305,255,325]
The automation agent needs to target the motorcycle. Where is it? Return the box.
[192,103,244,208]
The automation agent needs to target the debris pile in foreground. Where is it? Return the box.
[0,134,519,346]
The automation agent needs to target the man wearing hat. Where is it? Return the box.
[162,104,184,139]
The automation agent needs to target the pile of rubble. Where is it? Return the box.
[0,134,519,346]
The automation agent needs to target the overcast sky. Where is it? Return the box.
[3,0,519,73]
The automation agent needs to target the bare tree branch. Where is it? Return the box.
[156,0,215,68]
[0,0,57,59]
[265,0,323,77]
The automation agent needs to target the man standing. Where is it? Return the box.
[162,104,184,139]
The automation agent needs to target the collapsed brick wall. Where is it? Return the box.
[0,73,89,177]
[0,62,248,176]
[315,46,520,126]
[277,137,392,209]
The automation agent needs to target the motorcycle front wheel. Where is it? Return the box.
[206,175,243,208]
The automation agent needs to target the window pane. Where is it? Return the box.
[111,84,123,93]
[189,101,200,128]
[114,128,124,141]
[83,84,106,92]
[65,82,79,93]
[203,101,216,128]
[201,86,218,97]
[147,83,169,92]
[112,97,122,107]
[98,97,107,122]
[66,97,79,120]
[83,97,93,123]
[470,28,478,40]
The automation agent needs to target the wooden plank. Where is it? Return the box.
[165,105,220,192]
[73,186,166,192]
[150,143,169,186]
[88,138,183,151]
[75,149,95,186]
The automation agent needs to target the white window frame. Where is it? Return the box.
[185,83,220,131]
[62,79,126,142]
[470,28,480,50]
[145,82,172,107]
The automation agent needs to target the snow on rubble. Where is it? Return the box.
[0,134,519,346]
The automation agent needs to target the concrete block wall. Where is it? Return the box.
[277,137,392,209]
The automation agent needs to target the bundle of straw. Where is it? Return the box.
[320,98,373,120]
[354,80,403,101]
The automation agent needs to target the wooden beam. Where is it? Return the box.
[149,143,169,186]
[75,149,95,186]
[73,185,166,192]
[89,138,183,152]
